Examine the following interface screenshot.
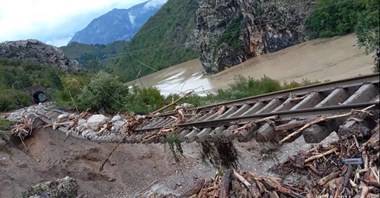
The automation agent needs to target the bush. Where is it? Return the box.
[213,76,282,101]
[76,71,128,112]
[306,0,365,38]
[126,86,165,113]
[0,88,32,112]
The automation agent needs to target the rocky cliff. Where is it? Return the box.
[0,39,81,72]
[195,0,315,74]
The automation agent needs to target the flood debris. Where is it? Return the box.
[200,137,239,170]
[271,122,379,197]
[178,169,303,198]
[11,116,42,145]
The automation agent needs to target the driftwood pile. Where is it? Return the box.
[271,122,379,197]
[177,169,303,198]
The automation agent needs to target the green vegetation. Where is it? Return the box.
[176,76,319,107]
[60,41,126,72]
[0,119,11,131]
[306,0,366,38]
[61,0,199,82]
[0,54,318,115]
[0,119,12,154]
[75,72,128,112]
[216,13,244,51]
[306,0,379,70]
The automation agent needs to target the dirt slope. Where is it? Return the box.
[0,126,315,197]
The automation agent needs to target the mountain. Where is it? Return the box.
[62,0,199,81]
[69,0,167,45]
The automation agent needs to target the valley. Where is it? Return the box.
[0,0,379,197]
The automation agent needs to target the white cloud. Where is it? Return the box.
[144,0,167,9]
[0,0,147,46]
[45,35,73,47]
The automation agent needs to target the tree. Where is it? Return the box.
[76,71,128,112]
[356,0,380,71]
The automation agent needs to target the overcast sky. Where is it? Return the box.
[0,0,164,46]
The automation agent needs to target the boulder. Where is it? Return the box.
[57,113,69,122]
[82,129,96,139]
[87,114,110,131]
[111,120,125,132]
[111,115,122,123]
[23,176,79,198]
[0,39,81,72]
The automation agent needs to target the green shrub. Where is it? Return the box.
[126,86,165,113]
[306,0,365,38]
[213,75,282,100]
[0,88,32,112]
[0,119,11,130]
[76,71,128,112]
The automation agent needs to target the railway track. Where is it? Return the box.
[132,73,379,143]
[5,74,379,144]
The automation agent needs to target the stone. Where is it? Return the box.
[318,132,339,147]
[111,115,122,123]
[82,129,96,139]
[76,124,88,133]
[77,119,86,126]
[87,114,110,131]
[0,39,81,72]
[111,120,125,132]
[23,176,79,198]
[57,113,69,122]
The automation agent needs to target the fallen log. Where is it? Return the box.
[318,171,341,186]
[304,148,337,163]
[178,178,205,198]
[219,169,232,198]
[275,118,315,131]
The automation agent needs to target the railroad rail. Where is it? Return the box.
[5,73,379,144]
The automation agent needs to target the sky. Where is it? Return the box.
[0,0,165,47]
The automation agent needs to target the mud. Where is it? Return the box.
[0,127,313,197]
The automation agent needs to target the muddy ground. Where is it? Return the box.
[0,125,325,197]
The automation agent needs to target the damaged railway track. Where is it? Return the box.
[3,73,380,145]
[134,73,379,144]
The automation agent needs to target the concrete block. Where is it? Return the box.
[291,92,322,110]
[241,102,265,116]
[343,84,378,104]
[316,88,348,107]
[255,99,282,114]
[303,124,332,143]
[255,123,275,142]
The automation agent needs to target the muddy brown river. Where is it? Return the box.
[129,34,374,96]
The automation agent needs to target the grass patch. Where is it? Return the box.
[0,119,11,130]
[166,134,183,163]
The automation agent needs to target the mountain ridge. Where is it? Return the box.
[69,0,166,45]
